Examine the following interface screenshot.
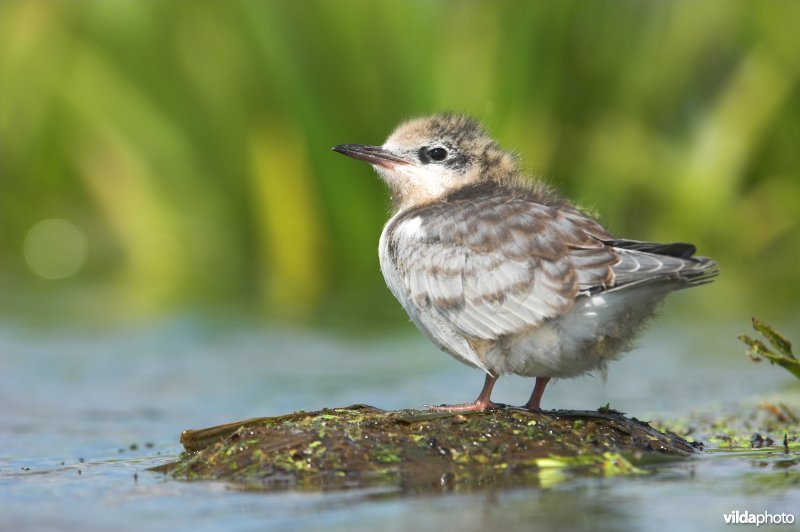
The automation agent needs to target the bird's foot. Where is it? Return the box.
[425,373,502,412]
[523,376,551,412]
[522,404,544,413]
[424,400,503,412]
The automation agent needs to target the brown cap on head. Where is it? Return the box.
[384,113,488,149]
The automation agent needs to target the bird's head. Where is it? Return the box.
[333,114,519,211]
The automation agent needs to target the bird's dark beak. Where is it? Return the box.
[332,144,410,169]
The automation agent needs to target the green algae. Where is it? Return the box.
[153,405,696,492]
[653,399,800,452]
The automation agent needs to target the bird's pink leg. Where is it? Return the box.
[524,376,551,411]
[427,373,500,412]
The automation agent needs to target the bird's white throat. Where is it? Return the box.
[374,157,468,212]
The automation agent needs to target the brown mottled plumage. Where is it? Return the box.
[333,114,718,412]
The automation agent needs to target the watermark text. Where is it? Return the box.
[723,511,795,526]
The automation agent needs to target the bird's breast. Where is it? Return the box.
[380,210,426,259]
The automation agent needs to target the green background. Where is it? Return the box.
[2,0,798,326]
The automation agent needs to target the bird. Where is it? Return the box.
[332,113,718,412]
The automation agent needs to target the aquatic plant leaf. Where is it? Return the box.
[738,335,770,362]
[740,320,800,380]
[752,318,794,357]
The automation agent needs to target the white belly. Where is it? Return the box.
[483,286,668,378]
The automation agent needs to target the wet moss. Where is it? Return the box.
[152,405,696,492]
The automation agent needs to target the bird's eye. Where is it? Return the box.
[427,147,448,161]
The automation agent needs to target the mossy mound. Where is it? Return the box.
[152,405,698,492]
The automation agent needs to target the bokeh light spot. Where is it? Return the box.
[23,219,88,279]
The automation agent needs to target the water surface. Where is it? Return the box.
[1,308,798,531]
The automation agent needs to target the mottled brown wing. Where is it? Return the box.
[387,196,618,340]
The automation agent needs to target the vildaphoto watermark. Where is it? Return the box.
[723,510,795,526]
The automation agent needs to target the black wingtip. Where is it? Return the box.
[608,239,697,259]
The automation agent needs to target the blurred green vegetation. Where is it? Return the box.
[1,0,798,325]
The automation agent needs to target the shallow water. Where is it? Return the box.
[1,305,799,531]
